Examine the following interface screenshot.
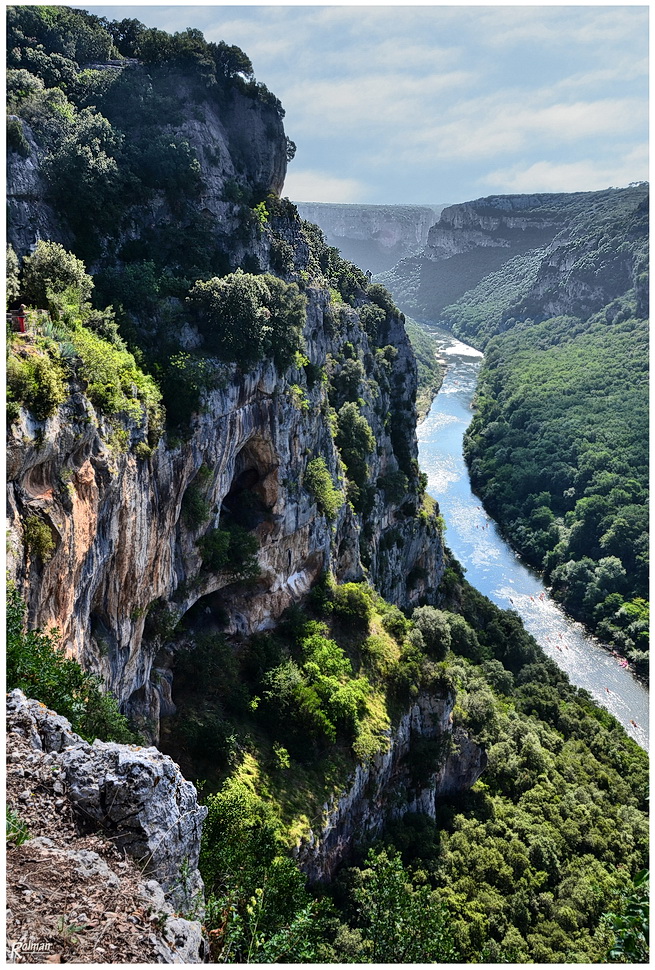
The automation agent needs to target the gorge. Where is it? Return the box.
[5,6,649,965]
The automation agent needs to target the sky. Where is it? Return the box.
[84,2,648,205]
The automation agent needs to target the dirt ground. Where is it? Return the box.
[6,729,174,964]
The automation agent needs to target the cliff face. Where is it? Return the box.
[294,690,486,882]
[6,33,462,891]
[295,203,444,274]
[425,198,560,261]
[7,66,288,263]
[376,187,648,322]
[509,192,649,322]
[7,237,444,743]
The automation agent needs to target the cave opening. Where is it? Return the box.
[180,588,230,636]
[221,436,278,531]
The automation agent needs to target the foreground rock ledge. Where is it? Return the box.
[6,690,207,921]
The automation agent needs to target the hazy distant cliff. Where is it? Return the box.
[295,202,445,273]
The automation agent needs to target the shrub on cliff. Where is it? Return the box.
[23,516,56,563]
[188,270,306,370]
[21,240,94,312]
[303,457,344,519]
[332,582,374,631]
[198,522,260,580]
[7,351,68,420]
[334,402,376,491]
[411,606,452,661]
[200,780,330,962]
[366,282,398,315]
[69,323,163,428]
[6,585,137,744]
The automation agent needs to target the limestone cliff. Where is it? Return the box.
[6,20,461,889]
[7,211,444,745]
[376,187,648,322]
[295,202,444,274]
[294,690,486,882]
[424,197,562,262]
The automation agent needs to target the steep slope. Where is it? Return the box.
[441,187,648,343]
[6,7,444,743]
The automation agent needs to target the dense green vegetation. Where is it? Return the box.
[409,187,651,671]
[197,522,260,581]
[188,270,306,370]
[7,5,286,261]
[164,567,648,963]
[465,307,648,671]
[7,6,419,444]
[6,585,137,743]
[403,316,444,419]
[303,457,344,519]
[7,241,164,436]
[439,247,546,344]
[6,6,295,429]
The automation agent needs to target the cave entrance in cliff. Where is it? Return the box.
[180,588,231,635]
[221,436,279,531]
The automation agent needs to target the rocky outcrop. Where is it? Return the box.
[6,690,206,916]
[295,203,444,274]
[6,690,206,963]
[507,191,649,322]
[7,67,288,263]
[294,690,486,882]
[59,742,206,911]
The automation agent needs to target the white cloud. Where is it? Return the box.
[282,169,368,204]
[476,5,647,51]
[480,147,649,195]
[375,94,646,167]
[282,69,473,137]
[548,56,649,94]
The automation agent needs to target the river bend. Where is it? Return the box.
[417,324,649,751]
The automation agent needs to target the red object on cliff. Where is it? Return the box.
[10,304,28,332]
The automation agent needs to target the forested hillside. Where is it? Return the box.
[5,6,649,965]
[377,189,645,321]
[437,189,649,673]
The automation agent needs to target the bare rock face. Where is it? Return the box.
[6,120,74,257]
[6,688,81,752]
[6,690,206,917]
[294,690,487,882]
[424,198,564,262]
[295,203,444,273]
[59,742,207,912]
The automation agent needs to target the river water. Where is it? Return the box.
[416,324,649,751]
